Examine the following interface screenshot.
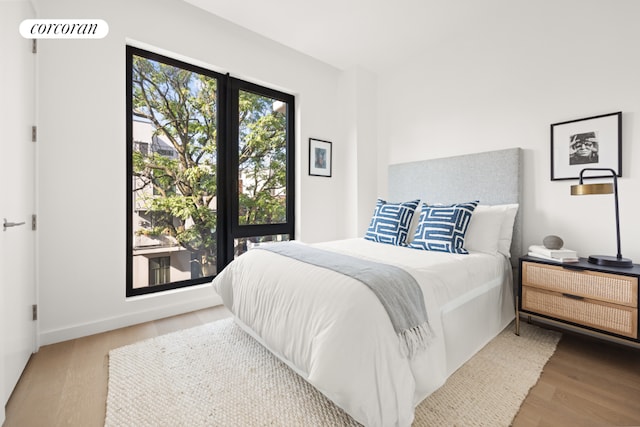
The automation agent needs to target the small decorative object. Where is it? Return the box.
[309,138,332,177]
[551,112,621,180]
[543,235,563,250]
[570,168,633,267]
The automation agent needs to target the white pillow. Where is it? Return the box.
[497,204,519,257]
[464,205,505,255]
[406,203,422,244]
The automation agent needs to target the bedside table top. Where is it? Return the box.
[520,255,640,276]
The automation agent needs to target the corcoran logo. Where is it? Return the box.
[19,19,109,39]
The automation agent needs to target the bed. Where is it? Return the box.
[212,148,523,426]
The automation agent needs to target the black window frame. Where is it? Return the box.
[226,78,296,263]
[126,46,295,297]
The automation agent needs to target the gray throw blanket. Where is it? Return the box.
[256,241,433,358]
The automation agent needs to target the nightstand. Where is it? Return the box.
[517,255,640,346]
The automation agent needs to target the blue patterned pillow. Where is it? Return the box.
[364,199,420,246]
[409,201,479,254]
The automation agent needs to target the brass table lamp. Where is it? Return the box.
[571,168,633,267]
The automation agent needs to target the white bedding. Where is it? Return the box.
[212,238,513,427]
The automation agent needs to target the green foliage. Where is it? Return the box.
[238,91,287,225]
[132,55,288,277]
[132,56,218,276]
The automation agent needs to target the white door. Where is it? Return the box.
[0,0,37,421]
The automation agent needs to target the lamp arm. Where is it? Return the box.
[613,174,623,259]
[577,167,617,184]
[577,168,622,259]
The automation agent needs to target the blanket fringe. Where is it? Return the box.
[399,322,434,359]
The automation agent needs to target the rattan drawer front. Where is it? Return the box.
[522,286,638,338]
[522,262,638,307]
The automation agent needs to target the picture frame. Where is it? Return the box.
[550,111,622,180]
[309,138,332,177]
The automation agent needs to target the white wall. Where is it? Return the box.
[339,66,379,238]
[34,0,351,344]
[377,1,640,263]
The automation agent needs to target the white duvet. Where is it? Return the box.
[212,238,509,427]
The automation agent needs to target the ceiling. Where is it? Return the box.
[183,0,510,71]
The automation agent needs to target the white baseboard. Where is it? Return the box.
[38,292,223,346]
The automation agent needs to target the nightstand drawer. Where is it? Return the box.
[522,261,638,307]
[522,286,638,338]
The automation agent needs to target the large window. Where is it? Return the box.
[126,46,295,296]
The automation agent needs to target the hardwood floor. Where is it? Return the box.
[4,308,640,427]
[513,327,640,427]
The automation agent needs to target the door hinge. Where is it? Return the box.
[32,214,37,231]
[32,39,37,54]
[32,126,37,142]
[32,304,38,321]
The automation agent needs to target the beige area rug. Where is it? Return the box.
[105,318,560,427]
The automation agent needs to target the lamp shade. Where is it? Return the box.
[570,183,613,195]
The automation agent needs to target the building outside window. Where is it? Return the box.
[148,256,171,286]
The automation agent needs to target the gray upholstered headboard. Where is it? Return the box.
[388,148,523,267]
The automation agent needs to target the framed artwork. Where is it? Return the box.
[550,111,622,180]
[309,138,332,177]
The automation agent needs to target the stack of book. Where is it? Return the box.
[528,245,579,263]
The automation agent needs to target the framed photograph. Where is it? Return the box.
[551,111,622,180]
[309,138,332,177]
